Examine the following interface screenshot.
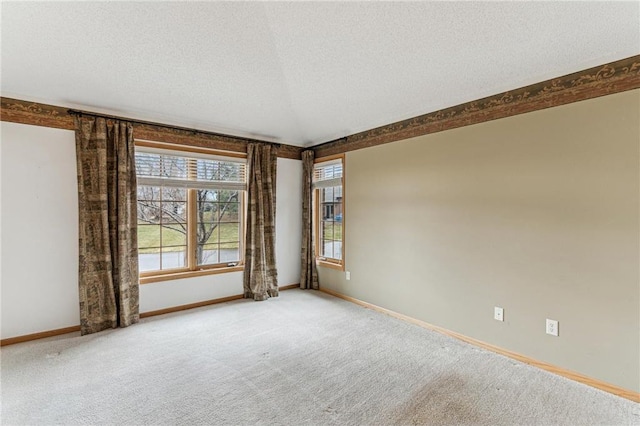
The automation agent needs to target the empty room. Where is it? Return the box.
[1,1,639,425]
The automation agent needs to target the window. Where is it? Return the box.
[314,155,344,269]
[135,142,246,282]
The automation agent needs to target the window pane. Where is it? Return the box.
[334,240,342,260]
[162,187,187,202]
[198,202,218,222]
[322,220,334,259]
[314,163,342,181]
[135,153,162,177]
[162,225,187,246]
[161,247,187,270]
[322,221,334,240]
[197,189,218,203]
[217,191,240,222]
[197,161,243,183]
[161,156,188,179]
[333,222,343,241]
[219,190,239,203]
[334,186,343,201]
[137,185,160,201]
[139,247,160,272]
[161,201,186,223]
[137,199,161,224]
[198,223,220,245]
[322,187,334,202]
[220,223,240,243]
[198,244,219,265]
[321,203,331,220]
[220,245,240,263]
[138,224,160,249]
[335,194,343,223]
[322,239,334,259]
[219,202,240,222]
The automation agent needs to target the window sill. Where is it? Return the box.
[316,259,344,271]
[140,265,244,284]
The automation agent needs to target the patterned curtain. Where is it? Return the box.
[74,115,140,335]
[243,143,279,301]
[300,150,319,289]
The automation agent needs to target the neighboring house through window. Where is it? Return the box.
[135,142,246,282]
[313,155,345,270]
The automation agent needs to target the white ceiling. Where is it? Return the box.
[2,2,639,147]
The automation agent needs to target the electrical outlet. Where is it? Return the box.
[345,271,351,280]
[494,307,504,321]
[546,319,559,336]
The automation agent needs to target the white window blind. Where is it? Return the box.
[313,159,343,189]
[135,147,246,191]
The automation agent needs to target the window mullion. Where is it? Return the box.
[187,159,197,271]
[241,191,246,264]
[314,188,321,259]
[159,183,164,271]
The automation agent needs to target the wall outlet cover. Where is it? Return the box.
[546,319,559,336]
[494,307,504,321]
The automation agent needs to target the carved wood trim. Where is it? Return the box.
[0,98,303,159]
[1,98,73,130]
[3,55,638,160]
[314,55,640,158]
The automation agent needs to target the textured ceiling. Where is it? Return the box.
[1,2,639,147]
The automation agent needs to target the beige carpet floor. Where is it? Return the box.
[1,289,638,425]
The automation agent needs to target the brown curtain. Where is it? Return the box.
[300,150,319,289]
[243,143,279,301]
[74,115,140,335]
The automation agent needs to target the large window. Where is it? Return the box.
[314,155,344,269]
[135,142,246,282]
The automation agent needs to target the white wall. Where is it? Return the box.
[0,121,302,338]
[138,272,243,313]
[275,158,302,287]
[1,122,80,338]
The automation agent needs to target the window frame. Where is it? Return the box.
[135,140,247,284]
[313,154,345,271]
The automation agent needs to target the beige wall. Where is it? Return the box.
[319,89,640,392]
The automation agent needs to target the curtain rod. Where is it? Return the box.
[67,108,282,147]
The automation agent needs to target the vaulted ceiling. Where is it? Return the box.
[2,2,638,147]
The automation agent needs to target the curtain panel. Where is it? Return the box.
[74,115,140,335]
[300,150,319,289]
[243,143,279,301]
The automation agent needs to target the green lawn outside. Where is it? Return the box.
[322,222,343,240]
[138,222,240,253]
[139,221,342,253]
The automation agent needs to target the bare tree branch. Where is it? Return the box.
[137,200,187,234]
